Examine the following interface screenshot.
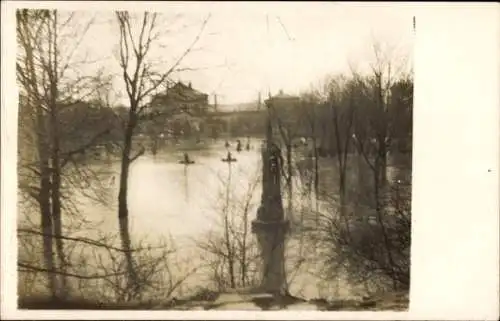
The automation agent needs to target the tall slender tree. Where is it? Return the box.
[16,8,104,298]
[113,11,210,298]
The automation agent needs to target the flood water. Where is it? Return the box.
[18,136,409,301]
[81,139,267,241]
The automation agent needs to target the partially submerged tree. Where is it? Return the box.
[113,11,210,297]
[194,164,261,291]
[16,9,110,298]
[299,40,413,295]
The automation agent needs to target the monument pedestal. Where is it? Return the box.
[251,219,290,294]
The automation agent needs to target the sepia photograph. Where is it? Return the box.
[14,1,414,312]
[0,1,500,320]
[4,1,498,319]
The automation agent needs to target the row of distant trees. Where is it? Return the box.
[189,42,413,298]
[266,42,413,294]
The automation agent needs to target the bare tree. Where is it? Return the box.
[113,11,210,297]
[295,41,413,296]
[267,97,302,226]
[16,9,106,298]
[17,9,56,298]
[194,165,261,291]
[349,41,410,290]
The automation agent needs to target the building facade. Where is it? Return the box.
[264,90,300,111]
[147,81,210,140]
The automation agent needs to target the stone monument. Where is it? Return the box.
[251,96,290,294]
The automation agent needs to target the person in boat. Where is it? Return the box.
[236,139,242,152]
[182,152,194,164]
[223,151,236,162]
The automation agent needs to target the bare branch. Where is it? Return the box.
[137,13,212,102]
[130,146,145,163]
[60,128,111,168]
[18,262,128,280]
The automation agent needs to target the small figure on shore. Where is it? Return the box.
[225,140,231,149]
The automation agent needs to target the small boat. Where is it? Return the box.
[222,151,237,162]
[179,153,195,165]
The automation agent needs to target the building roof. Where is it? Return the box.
[265,90,300,105]
[150,81,208,109]
[167,81,208,101]
[270,89,299,100]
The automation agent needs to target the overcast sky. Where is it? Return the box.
[27,2,416,105]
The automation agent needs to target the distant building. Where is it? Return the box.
[264,89,300,111]
[264,90,301,137]
[150,81,209,116]
[147,82,210,139]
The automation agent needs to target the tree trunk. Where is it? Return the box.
[373,163,397,290]
[310,133,319,227]
[40,180,58,299]
[313,140,319,198]
[37,112,58,299]
[225,220,236,289]
[241,199,248,287]
[286,144,293,221]
[224,163,236,288]
[118,216,137,300]
[50,115,67,296]
[19,9,59,300]
[49,12,68,294]
[118,121,137,300]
